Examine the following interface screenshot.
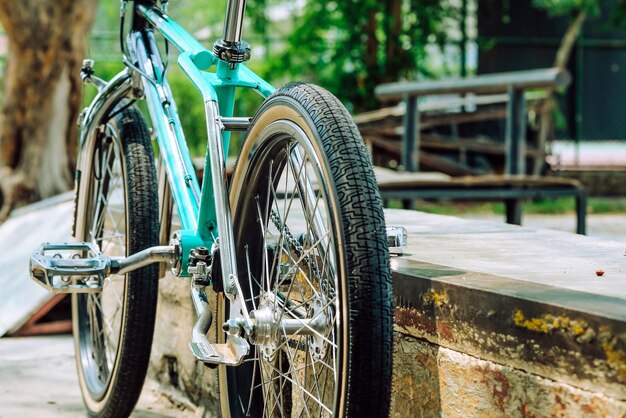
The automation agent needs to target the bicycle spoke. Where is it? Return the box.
[245,245,260,311]
[268,148,307,301]
[275,332,333,416]
[255,195,272,294]
[228,120,353,418]
[245,349,261,416]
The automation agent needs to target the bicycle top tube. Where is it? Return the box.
[136,5,215,70]
[135,4,275,98]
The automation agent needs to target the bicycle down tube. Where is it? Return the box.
[109,1,279,367]
[130,2,275,279]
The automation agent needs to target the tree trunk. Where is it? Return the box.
[0,0,97,220]
[554,10,587,69]
[384,0,403,83]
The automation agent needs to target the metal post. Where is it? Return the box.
[505,86,526,176]
[223,0,247,43]
[504,86,527,225]
[576,191,587,235]
[402,95,420,172]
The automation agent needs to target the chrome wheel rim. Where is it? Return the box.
[76,129,127,400]
[227,120,344,418]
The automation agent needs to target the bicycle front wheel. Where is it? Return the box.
[72,107,159,417]
[220,83,393,417]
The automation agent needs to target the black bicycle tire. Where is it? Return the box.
[72,108,159,418]
[220,82,393,418]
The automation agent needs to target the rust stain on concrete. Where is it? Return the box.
[518,402,536,418]
[395,306,429,332]
[492,371,510,412]
[395,304,455,343]
[436,323,455,342]
[480,368,511,413]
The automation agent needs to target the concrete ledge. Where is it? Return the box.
[386,209,626,416]
[393,258,626,401]
[147,209,626,416]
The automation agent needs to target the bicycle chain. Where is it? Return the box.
[269,210,334,297]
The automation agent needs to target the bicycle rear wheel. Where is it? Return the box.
[220,83,393,417]
[72,107,159,417]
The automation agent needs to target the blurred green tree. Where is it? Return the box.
[533,0,600,69]
[0,0,97,219]
[532,0,626,68]
[266,0,457,112]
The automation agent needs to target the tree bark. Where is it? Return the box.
[384,0,403,83]
[0,0,97,220]
[554,10,587,69]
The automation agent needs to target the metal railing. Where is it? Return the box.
[374,67,571,175]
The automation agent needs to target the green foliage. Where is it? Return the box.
[609,1,626,26]
[264,0,458,112]
[92,0,227,35]
[532,0,600,17]
[532,0,626,25]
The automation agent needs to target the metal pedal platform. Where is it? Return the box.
[189,340,223,362]
[30,242,109,294]
[386,226,408,255]
[189,334,249,366]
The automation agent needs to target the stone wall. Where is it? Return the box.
[148,277,626,417]
[392,333,626,418]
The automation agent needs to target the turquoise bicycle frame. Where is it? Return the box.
[79,3,275,277]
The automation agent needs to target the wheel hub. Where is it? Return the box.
[248,294,330,361]
[249,297,280,360]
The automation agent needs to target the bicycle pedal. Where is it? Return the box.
[30,242,109,294]
[189,334,249,366]
[386,226,408,255]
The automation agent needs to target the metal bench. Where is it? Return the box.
[372,68,586,234]
[375,168,586,234]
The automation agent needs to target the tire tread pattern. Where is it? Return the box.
[82,108,159,418]
[252,83,393,418]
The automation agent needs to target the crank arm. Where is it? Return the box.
[30,242,178,293]
[189,283,250,366]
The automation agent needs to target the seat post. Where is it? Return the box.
[223,0,247,43]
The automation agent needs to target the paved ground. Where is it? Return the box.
[460,212,626,243]
[1,211,624,416]
[0,335,202,417]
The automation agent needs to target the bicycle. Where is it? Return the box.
[29,0,393,416]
